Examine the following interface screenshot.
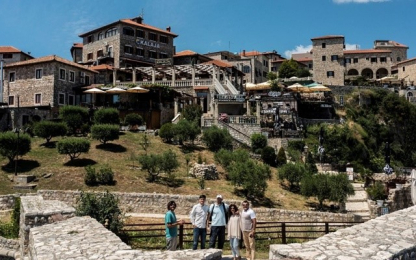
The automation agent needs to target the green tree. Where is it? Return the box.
[278,162,305,190]
[202,125,233,152]
[261,146,276,166]
[0,132,31,164]
[276,147,287,166]
[138,133,151,154]
[174,119,201,145]
[138,153,163,182]
[33,121,67,144]
[59,106,89,135]
[159,123,175,142]
[278,59,299,79]
[267,72,280,91]
[124,113,143,127]
[91,124,120,144]
[251,133,267,153]
[76,191,123,234]
[329,173,355,204]
[57,137,90,161]
[161,149,180,178]
[94,108,120,125]
[182,104,203,123]
[296,67,311,78]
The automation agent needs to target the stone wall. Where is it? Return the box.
[398,58,416,86]
[369,184,413,218]
[254,208,360,222]
[0,196,16,211]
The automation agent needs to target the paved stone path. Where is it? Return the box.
[270,205,416,259]
[345,183,371,221]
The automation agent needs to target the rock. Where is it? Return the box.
[189,163,219,180]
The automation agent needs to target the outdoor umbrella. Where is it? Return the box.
[245,82,257,91]
[126,86,150,93]
[309,85,331,92]
[83,87,106,105]
[287,83,310,92]
[106,87,126,94]
[306,82,320,87]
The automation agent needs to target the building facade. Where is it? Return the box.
[0,46,34,64]
[397,57,416,87]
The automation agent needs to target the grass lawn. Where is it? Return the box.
[0,131,311,210]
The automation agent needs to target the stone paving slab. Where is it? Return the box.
[345,201,370,212]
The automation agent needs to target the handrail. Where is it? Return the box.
[213,78,227,94]
[225,79,239,94]
[217,120,251,146]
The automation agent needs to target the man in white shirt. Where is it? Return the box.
[241,200,256,260]
[207,194,229,249]
[190,194,209,250]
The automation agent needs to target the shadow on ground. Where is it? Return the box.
[1,159,40,174]
[96,143,127,153]
[64,158,97,167]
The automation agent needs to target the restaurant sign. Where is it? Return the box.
[136,39,160,48]
[155,58,172,66]
[261,107,277,114]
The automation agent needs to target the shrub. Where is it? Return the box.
[202,125,233,152]
[94,108,120,125]
[124,113,143,127]
[138,150,179,183]
[33,121,67,143]
[367,181,387,201]
[288,140,306,152]
[276,147,287,166]
[97,165,115,184]
[76,191,123,234]
[159,123,175,142]
[174,119,200,144]
[84,165,97,185]
[91,124,120,144]
[251,133,267,153]
[278,162,305,190]
[57,137,90,161]
[59,106,89,134]
[0,131,31,164]
[0,198,20,238]
[261,146,276,166]
[182,104,203,123]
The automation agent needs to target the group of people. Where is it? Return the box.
[165,194,256,260]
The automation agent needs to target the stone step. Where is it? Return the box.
[347,191,368,202]
[345,201,370,212]
[351,183,365,191]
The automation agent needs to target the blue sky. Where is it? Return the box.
[2,0,416,61]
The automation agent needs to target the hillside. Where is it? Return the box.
[0,132,310,210]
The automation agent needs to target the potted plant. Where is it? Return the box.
[366,181,387,206]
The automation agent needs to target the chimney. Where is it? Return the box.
[166,26,171,32]
[242,50,246,56]
[132,16,143,24]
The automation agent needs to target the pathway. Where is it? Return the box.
[345,183,371,221]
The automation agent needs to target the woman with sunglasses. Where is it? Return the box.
[227,204,242,260]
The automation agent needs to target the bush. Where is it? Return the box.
[91,124,120,144]
[85,165,115,186]
[288,140,306,152]
[367,181,387,201]
[261,146,276,166]
[0,198,20,238]
[94,108,120,125]
[33,121,67,143]
[57,137,90,161]
[159,123,175,142]
[76,191,123,234]
[182,104,203,123]
[251,133,267,153]
[0,131,31,164]
[124,113,143,127]
[59,106,89,134]
[138,150,179,183]
[84,165,97,185]
[278,162,305,190]
[174,119,200,144]
[202,125,233,152]
[276,147,287,166]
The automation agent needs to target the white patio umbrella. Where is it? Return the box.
[106,87,126,94]
[309,85,331,92]
[287,83,310,92]
[83,88,106,105]
[126,86,150,93]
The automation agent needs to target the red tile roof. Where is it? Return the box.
[295,58,312,62]
[396,57,416,66]
[311,35,344,40]
[240,51,262,57]
[344,49,391,54]
[271,59,286,63]
[72,43,83,48]
[390,41,408,48]
[202,59,233,68]
[120,19,178,37]
[174,50,198,57]
[0,46,22,53]
[4,55,98,73]
[90,64,114,71]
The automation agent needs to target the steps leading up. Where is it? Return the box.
[346,183,371,221]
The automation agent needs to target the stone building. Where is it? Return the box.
[0,46,34,64]
[75,16,177,71]
[397,57,416,87]
[311,35,408,86]
[174,50,213,66]
[2,55,97,128]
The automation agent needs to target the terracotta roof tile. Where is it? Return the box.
[120,19,178,37]
[0,46,22,53]
[396,57,416,66]
[311,35,344,40]
[390,41,408,48]
[294,58,312,62]
[240,51,262,57]
[344,49,391,54]
[174,50,198,57]
[90,64,114,71]
[72,43,83,48]
[5,55,98,73]
[202,59,233,68]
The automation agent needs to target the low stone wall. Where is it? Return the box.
[269,205,416,260]
[0,196,16,211]
[0,237,19,260]
[255,208,361,222]
[29,216,222,260]
[369,184,412,218]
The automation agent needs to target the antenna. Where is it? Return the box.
[140,8,144,18]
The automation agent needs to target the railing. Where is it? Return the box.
[217,120,251,146]
[213,78,227,94]
[121,221,363,250]
[215,94,245,103]
[202,118,215,127]
[115,79,213,88]
[228,116,258,125]
[225,79,239,94]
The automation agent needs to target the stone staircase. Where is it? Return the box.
[217,121,251,147]
[345,183,371,221]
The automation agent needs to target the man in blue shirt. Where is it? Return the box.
[165,200,184,251]
[207,194,229,249]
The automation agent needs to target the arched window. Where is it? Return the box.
[123,27,134,36]
[98,32,104,40]
[105,28,118,38]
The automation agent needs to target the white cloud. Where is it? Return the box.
[333,0,389,4]
[345,43,361,50]
[211,40,222,47]
[284,45,312,59]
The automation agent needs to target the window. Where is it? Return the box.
[380,57,387,63]
[97,50,103,58]
[160,35,169,44]
[353,58,359,63]
[365,57,370,61]
[9,72,15,82]
[68,95,75,105]
[80,72,85,84]
[87,52,93,60]
[331,55,338,61]
[3,53,12,59]
[35,94,41,104]
[263,71,267,77]
[98,32,104,40]
[397,57,401,62]
[370,57,377,63]
[59,93,65,105]
[59,69,66,80]
[124,45,133,54]
[322,43,326,48]
[322,56,326,61]
[87,35,94,43]
[159,52,168,59]
[105,28,118,38]
[308,63,313,69]
[8,96,14,106]
[136,48,144,57]
[85,75,90,85]
[345,58,351,64]
[136,29,145,38]
[403,66,406,72]
[123,27,134,36]
[69,71,75,82]
[327,71,335,77]
[243,65,251,73]
[149,32,157,41]
[149,50,157,59]
[35,69,42,79]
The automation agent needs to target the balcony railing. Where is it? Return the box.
[214,94,245,102]
[115,79,213,88]
[228,116,258,125]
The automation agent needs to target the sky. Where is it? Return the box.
[2,0,416,61]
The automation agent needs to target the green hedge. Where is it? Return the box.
[57,137,90,161]
[91,124,119,144]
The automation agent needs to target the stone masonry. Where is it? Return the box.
[189,163,219,180]
[269,205,416,260]
[397,57,416,86]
